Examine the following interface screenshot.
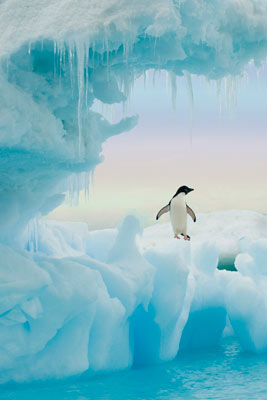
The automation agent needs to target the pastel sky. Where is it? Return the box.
[49,64,267,229]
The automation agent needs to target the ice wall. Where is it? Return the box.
[0,39,138,243]
[1,212,266,383]
[225,238,267,353]
[0,215,218,382]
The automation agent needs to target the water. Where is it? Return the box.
[2,339,267,400]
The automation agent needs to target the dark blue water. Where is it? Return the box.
[2,339,267,400]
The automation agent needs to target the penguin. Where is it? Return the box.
[156,185,196,240]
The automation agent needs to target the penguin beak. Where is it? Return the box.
[188,188,194,193]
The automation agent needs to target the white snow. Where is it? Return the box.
[143,210,267,268]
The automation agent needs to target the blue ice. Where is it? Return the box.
[0,0,267,386]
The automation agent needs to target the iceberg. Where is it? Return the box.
[0,211,265,382]
[0,0,267,383]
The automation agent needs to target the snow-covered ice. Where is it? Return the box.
[143,210,267,269]
[0,211,265,382]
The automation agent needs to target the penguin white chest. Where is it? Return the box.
[170,194,187,235]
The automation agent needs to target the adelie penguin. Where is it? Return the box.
[156,185,196,240]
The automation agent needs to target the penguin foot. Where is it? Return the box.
[183,235,190,241]
[174,234,180,239]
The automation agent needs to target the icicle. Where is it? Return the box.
[85,41,90,109]
[100,40,105,64]
[92,41,95,69]
[122,37,130,64]
[83,171,91,201]
[226,76,238,117]
[205,76,211,87]
[63,44,66,65]
[123,73,130,101]
[90,168,95,189]
[165,70,169,93]
[153,36,158,56]
[232,77,237,109]
[67,172,90,204]
[28,42,32,55]
[122,71,135,114]
[169,71,177,110]
[104,31,109,66]
[227,77,232,113]
[53,41,57,80]
[118,73,123,92]
[76,41,86,159]
[143,69,147,89]
[224,76,228,112]
[256,67,260,83]
[152,69,156,88]
[68,42,75,95]
[59,42,64,85]
[183,70,194,146]
[67,173,79,206]
[216,79,222,117]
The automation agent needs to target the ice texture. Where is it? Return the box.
[0,211,265,382]
[225,238,267,353]
[1,0,267,383]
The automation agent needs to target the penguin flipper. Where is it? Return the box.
[186,204,196,222]
[156,204,170,220]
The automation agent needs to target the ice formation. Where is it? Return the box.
[0,0,267,383]
[0,211,265,382]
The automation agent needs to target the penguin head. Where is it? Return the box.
[174,185,194,197]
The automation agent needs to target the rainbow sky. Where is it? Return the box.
[49,64,267,229]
